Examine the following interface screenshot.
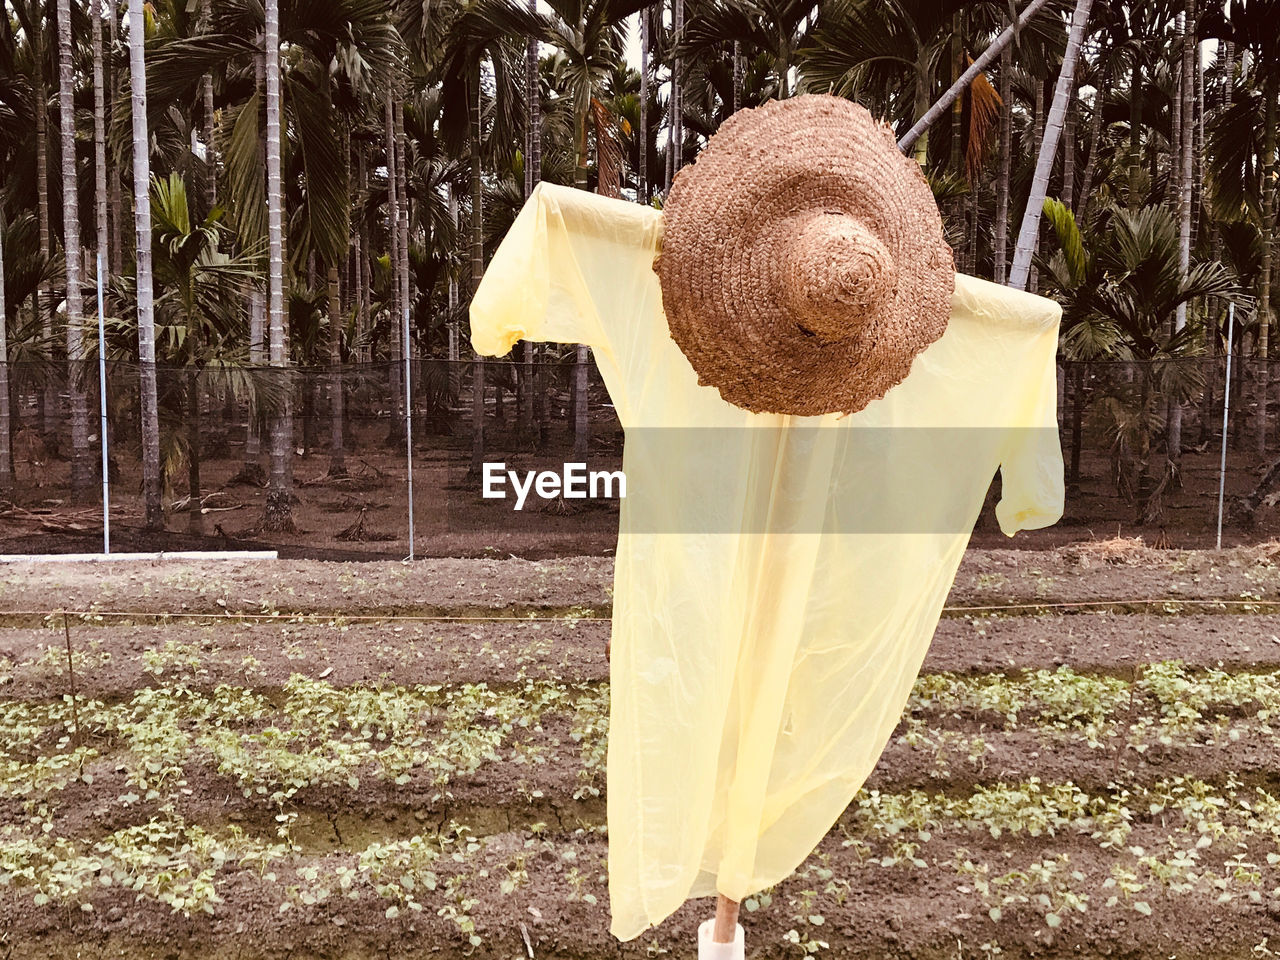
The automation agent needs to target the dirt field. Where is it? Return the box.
[6,543,1280,958]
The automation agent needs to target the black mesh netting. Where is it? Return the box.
[3,355,1280,555]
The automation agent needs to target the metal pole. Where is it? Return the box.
[403,305,414,560]
[97,251,110,554]
[1217,302,1235,550]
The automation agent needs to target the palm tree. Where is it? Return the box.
[0,214,10,498]
[802,0,974,165]
[1009,0,1095,291]
[124,0,163,527]
[519,0,539,442]
[1166,0,1197,477]
[683,0,811,108]
[394,92,411,461]
[433,0,544,475]
[22,1,57,447]
[383,88,404,443]
[541,0,646,460]
[1042,200,1237,521]
[1219,0,1280,459]
[144,0,400,499]
[128,0,164,530]
[92,0,110,275]
[57,0,94,501]
[261,0,294,531]
[994,38,1013,282]
[149,172,260,531]
[638,5,650,199]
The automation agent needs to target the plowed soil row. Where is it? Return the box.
[3,541,1280,620]
[2,611,1278,702]
[7,812,1280,960]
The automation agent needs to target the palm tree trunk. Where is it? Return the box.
[34,22,57,449]
[1062,98,1076,211]
[1200,43,1227,445]
[1168,0,1195,477]
[394,97,410,345]
[912,63,930,167]
[1193,38,1205,249]
[92,0,110,497]
[639,8,649,200]
[674,0,684,161]
[665,0,676,193]
[394,95,412,450]
[1258,86,1278,461]
[1128,56,1142,212]
[1076,66,1108,224]
[469,72,486,477]
[525,0,539,197]
[1169,33,1183,209]
[93,0,110,277]
[573,345,589,460]
[128,0,162,530]
[1069,362,1083,484]
[303,253,319,456]
[521,14,539,443]
[327,263,346,476]
[732,39,742,113]
[1009,0,1094,292]
[1029,80,1045,293]
[949,21,963,175]
[358,149,372,364]
[201,0,216,211]
[777,41,790,100]
[58,0,91,503]
[383,89,402,443]
[571,106,591,460]
[350,149,363,360]
[993,44,1012,283]
[187,369,203,533]
[0,216,10,497]
[107,2,124,276]
[262,0,295,531]
[447,185,460,399]
[242,288,264,476]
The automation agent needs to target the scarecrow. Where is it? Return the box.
[471,94,1064,960]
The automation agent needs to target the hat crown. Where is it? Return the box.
[782,212,897,343]
[656,94,954,416]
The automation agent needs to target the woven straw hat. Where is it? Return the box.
[655,94,955,417]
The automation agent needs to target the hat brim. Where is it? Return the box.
[656,95,956,417]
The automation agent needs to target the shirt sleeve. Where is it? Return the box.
[994,315,1066,537]
[469,182,657,357]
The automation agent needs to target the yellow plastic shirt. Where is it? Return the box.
[471,182,1064,940]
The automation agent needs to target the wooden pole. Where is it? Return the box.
[712,894,739,944]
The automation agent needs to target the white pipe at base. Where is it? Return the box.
[697,919,745,960]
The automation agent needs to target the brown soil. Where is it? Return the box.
[6,610,1280,703]
[6,546,1280,959]
[5,540,1280,621]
